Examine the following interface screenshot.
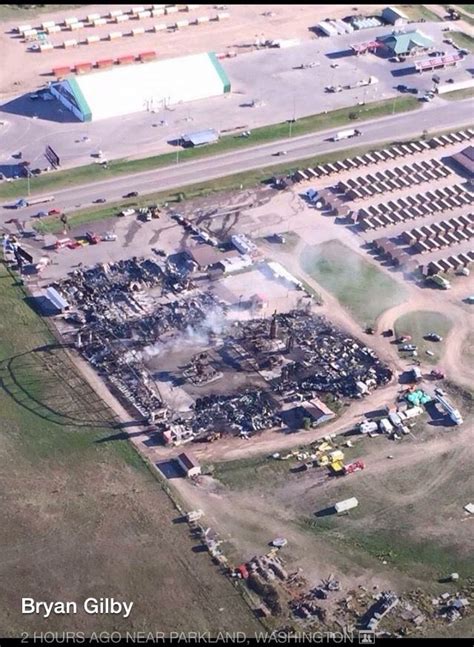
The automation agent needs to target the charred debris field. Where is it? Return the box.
[51,255,392,446]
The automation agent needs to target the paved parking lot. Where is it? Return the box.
[0,19,472,174]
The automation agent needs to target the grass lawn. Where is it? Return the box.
[397,4,442,21]
[211,455,294,491]
[442,86,474,101]
[0,4,84,21]
[394,310,452,364]
[0,96,420,201]
[446,30,474,51]
[0,262,260,635]
[300,241,407,327]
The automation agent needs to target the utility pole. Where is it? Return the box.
[289,95,296,137]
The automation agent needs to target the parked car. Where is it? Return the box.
[400,343,417,352]
[124,191,139,198]
[425,332,443,342]
[93,198,106,204]
[102,232,117,242]
[48,208,61,215]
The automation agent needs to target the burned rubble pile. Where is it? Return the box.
[234,310,392,399]
[192,390,281,437]
[52,256,218,420]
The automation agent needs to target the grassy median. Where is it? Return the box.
[0,96,420,201]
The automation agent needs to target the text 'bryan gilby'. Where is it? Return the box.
[22,598,134,619]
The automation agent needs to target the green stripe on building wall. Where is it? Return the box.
[208,52,231,93]
[68,77,92,122]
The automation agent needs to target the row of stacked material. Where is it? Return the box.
[372,237,413,268]
[16,6,202,35]
[42,13,228,52]
[52,51,158,77]
[358,184,473,230]
[292,141,432,183]
[292,130,473,184]
[336,159,452,201]
[423,250,474,275]
[405,214,473,254]
[429,131,472,148]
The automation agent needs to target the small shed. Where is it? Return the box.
[177,451,201,478]
[182,128,219,147]
[382,6,408,26]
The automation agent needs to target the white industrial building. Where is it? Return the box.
[50,52,231,122]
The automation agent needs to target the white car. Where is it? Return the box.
[102,232,117,242]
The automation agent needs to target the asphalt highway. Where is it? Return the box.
[2,98,473,221]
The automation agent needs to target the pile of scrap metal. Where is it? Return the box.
[435,593,470,623]
[192,389,282,439]
[292,574,340,620]
[360,591,399,631]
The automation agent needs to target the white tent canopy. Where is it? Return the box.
[51,52,230,121]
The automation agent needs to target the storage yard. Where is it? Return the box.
[1,3,473,640]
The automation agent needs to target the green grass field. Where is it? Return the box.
[394,311,452,364]
[0,262,259,635]
[442,86,474,101]
[446,30,474,51]
[0,4,84,21]
[0,96,420,201]
[397,4,442,21]
[300,241,407,326]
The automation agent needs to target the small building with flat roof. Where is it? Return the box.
[450,146,474,179]
[177,451,201,478]
[182,128,219,147]
[381,6,408,26]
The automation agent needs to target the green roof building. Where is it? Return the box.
[377,30,434,56]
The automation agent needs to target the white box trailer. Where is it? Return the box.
[335,497,359,513]
[333,128,361,142]
[64,17,79,26]
[42,21,56,29]
[46,287,70,312]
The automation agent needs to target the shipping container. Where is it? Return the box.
[335,497,358,513]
